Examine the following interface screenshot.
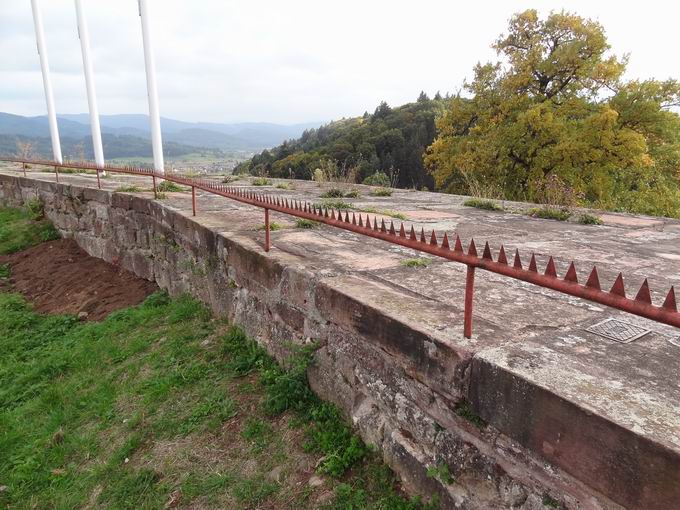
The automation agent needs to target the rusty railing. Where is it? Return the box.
[3,157,679,338]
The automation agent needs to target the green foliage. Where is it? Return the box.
[463,198,503,211]
[323,464,439,510]
[359,207,406,220]
[156,181,183,192]
[316,199,353,210]
[296,219,320,229]
[455,401,486,429]
[0,263,10,278]
[236,97,446,189]
[251,177,273,186]
[529,208,572,221]
[26,198,44,220]
[363,171,391,187]
[401,258,430,268]
[426,463,455,485]
[0,206,60,255]
[426,10,680,218]
[542,494,561,508]
[255,222,283,231]
[370,187,393,197]
[321,188,346,198]
[579,213,603,225]
[221,175,237,184]
[275,182,290,189]
[155,191,168,200]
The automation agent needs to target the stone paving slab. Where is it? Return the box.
[2,164,679,508]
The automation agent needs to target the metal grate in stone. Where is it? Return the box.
[586,318,651,343]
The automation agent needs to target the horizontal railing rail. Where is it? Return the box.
[3,157,678,337]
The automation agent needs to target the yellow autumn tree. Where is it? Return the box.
[426,10,680,217]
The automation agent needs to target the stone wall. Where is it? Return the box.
[0,175,623,509]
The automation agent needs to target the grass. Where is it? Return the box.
[369,188,393,197]
[275,182,292,190]
[295,219,320,229]
[156,181,184,192]
[455,400,485,429]
[154,192,168,200]
[315,199,353,210]
[255,222,284,231]
[0,206,438,509]
[320,188,360,199]
[0,205,60,255]
[0,263,10,278]
[463,198,503,211]
[401,258,430,268]
[579,213,603,225]
[426,463,454,485]
[115,185,143,193]
[222,175,238,184]
[251,177,273,186]
[528,207,572,221]
[359,207,407,220]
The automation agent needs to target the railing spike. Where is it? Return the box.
[441,232,450,249]
[545,256,557,277]
[497,245,508,264]
[430,230,438,246]
[381,219,387,233]
[468,238,478,257]
[454,235,463,252]
[564,262,578,283]
[482,241,492,260]
[635,279,652,304]
[389,221,396,235]
[359,215,364,227]
[586,267,601,290]
[330,209,336,220]
[373,217,379,230]
[513,249,522,268]
[662,286,677,312]
[610,273,626,298]
[528,254,538,272]
[399,223,406,237]
[420,228,426,243]
[410,225,417,240]
[345,211,351,223]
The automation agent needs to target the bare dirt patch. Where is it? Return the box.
[0,238,157,320]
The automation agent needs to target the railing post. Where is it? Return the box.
[264,207,270,252]
[22,162,27,177]
[96,167,101,189]
[464,265,475,338]
[152,175,157,199]
[54,165,59,183]
[192,186,196,216]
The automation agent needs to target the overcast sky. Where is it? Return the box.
[1,0,678,125]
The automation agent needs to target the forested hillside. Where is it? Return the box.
[239,10,680,218]
[236,95,446,189]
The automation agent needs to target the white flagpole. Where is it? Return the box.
[74,0,105,169]
[30,0,62,164]
[138,0,164,174]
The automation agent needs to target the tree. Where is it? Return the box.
[426,10,680,217]
[15,140,35,160]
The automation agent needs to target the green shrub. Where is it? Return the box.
[251,177,272,186]
[0,263,10,278]
[157,181,183,192]
[370,187,393,197]
[579,213,603,225]
[528,207,571,221]
[401,258,430,268]
[344,190,361,198]
[315,199,353,210]
[321,188,345,198]
[295,219,319,229]
[362,172,390,187]
[26,198,44,220]
[255,222,283,231]
[463,198,502,211]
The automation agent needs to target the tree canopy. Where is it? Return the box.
[425,10,680,217]
[236,95,446,189]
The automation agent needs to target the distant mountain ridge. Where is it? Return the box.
[0,112,322,152]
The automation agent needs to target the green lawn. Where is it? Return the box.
[0,205,437,510]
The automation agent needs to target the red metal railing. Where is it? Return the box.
[3,157,679,337]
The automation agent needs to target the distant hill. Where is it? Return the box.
[0,113,321,153]
[236,95,446,189]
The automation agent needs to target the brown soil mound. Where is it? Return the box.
[0,239,158,320]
